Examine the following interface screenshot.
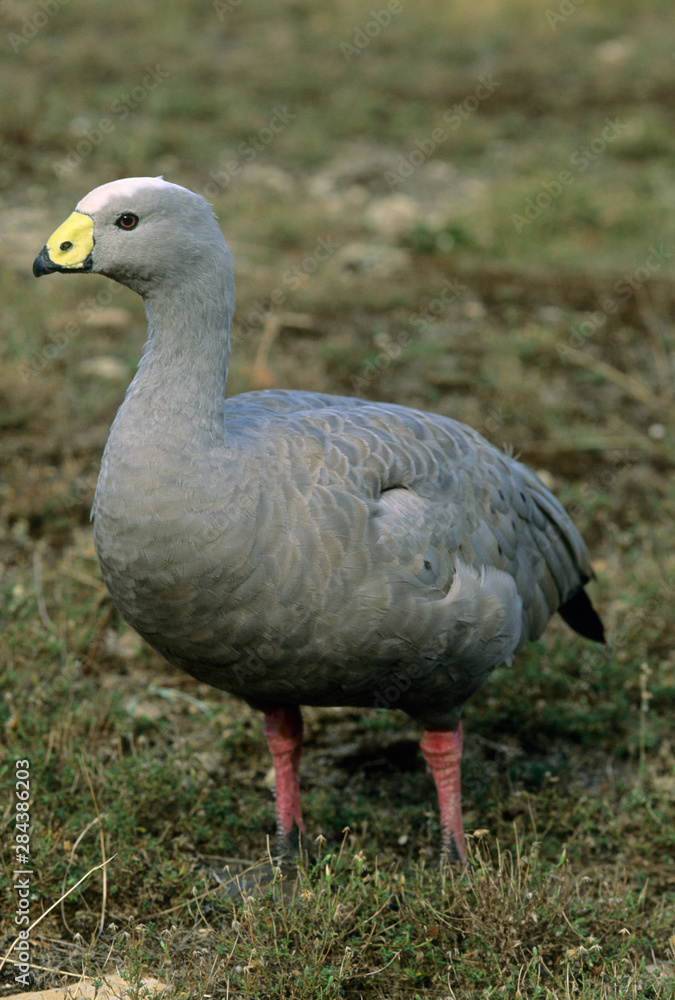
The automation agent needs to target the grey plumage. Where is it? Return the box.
[95,389,583,729]
[34,177,603,859]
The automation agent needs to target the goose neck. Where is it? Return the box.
[131,266,234,430]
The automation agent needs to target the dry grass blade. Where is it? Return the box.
[0,859,116,974]
[80,759,109,936]
[563,345,673,413]
[59,816,102,936]
[251,311,315,386]
[523,435,665,455]
[1,972,168,1000]
[636,288,675,401]
[33,547,53,630]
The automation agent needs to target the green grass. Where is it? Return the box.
[2,0,675,996]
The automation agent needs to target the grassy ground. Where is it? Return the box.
[1,0,675,997]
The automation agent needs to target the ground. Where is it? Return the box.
[0,1,674,998]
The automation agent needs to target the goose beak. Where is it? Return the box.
[33,211,94,277]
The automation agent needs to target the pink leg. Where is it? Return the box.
[263,705,305,853]
[420,723,467,863]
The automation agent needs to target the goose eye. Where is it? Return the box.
[116,213,139,230]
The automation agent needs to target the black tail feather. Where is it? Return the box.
[558,588,605,643]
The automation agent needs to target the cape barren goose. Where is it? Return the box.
[34,177,604,862]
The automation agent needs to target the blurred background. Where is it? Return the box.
[1,0,674,995]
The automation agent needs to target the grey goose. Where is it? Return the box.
[33,177,604,862]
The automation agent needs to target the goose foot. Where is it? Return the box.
[198,857,300,901]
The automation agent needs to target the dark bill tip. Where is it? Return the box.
[33,247,58,277]
[33,248,94,277]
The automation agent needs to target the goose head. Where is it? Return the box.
[33,176,229,296]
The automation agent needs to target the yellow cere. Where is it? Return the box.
[45,211,95,269]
